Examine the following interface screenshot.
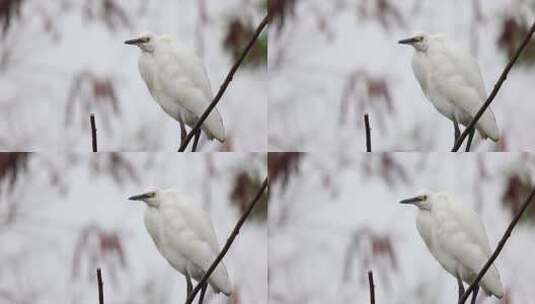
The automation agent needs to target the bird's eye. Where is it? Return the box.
[142,37,150,43]
[422,195,428,200]
[417,36,424,42]
[150,192,156,197]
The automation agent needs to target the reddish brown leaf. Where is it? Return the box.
[0,152,29,192]
[268,152,302,191]
[269,0,296,33]
[0,0,23,37]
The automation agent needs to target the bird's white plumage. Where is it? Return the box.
[136,188,232,295]
[128,32,225,142]
[403,191,504,298]
[404,33,499,142]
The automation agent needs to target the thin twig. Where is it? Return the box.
[97,268,104,304]
[90,114,97,152]
[178,14,270,152]
[368,270,375,304]
[364,113,371,152]
[458,186,535,303]
[452,21,535,151]
[184,177,268,304]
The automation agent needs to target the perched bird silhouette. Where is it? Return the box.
[129,187,232,301]
[399,33,499,151]
[400,190,504,303]
[125,32,225,147]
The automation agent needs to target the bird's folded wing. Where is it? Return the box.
[180,204,225,255]
[437,223,503,296]
[448,200,493,256]
[156,52,225,141]
[435,212,488,273]
[167,83,225,141]
[171,46,214,100]
[434,206,502,294]
[436,80,499,140]
[166,216,231,293]
[430,40,499,140]
[432,38,487,99]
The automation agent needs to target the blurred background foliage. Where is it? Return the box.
[501,158,535,225]
[0,152,266,303]
[223,16,267,68]
[0,0,266,151]
[498,13,535,66]
[268,152,535,304]
[268,0,535,151]
[268,152,302,193]
[230,168,268,222]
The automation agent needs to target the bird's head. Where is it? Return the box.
[398,32,429,52]
[124,32,157,53]
[129,186,163,207]
[399,190,434,210]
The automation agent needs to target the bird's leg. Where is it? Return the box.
[191,129,201,152]
[470,285,479,304]
[186,273,193,300]
[197,281,208,304]
[457,274,465,301]
[453,119,461,145]
[465,128,475,152]
[179,119,187,147]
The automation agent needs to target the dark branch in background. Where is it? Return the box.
[458,186,535,303]
[184,177,269,304]
[368,270,375,304]
[364,113,371,152]
[90,114,98,152]
[178,13,270,152]
[97,268,104,304]
[452,21,535,152]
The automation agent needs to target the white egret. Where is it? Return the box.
[400,191,504,303]
[129,187,232,301]
[399,33,499,151]
[125,32,225,147]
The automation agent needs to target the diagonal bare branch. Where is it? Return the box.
[184,177,268,304]
[178,14,270,152]
[452,21,535,151]
[458,186,535,303]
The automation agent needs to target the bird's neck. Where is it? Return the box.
[414,47,428,54]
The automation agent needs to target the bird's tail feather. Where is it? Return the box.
[200,109,225,143]
[207,262,232,296]
[475,110,499,142]
[480,264,504,298]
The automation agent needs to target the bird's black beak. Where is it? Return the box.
[399,195,425,205]
[398,37,418,45]
[129,193,151,201]
[124,38,143,45]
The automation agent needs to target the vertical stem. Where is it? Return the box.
[364,113,371,152]
[368,270,375,304]
[90,114,98,152]
[97,268,104,304]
